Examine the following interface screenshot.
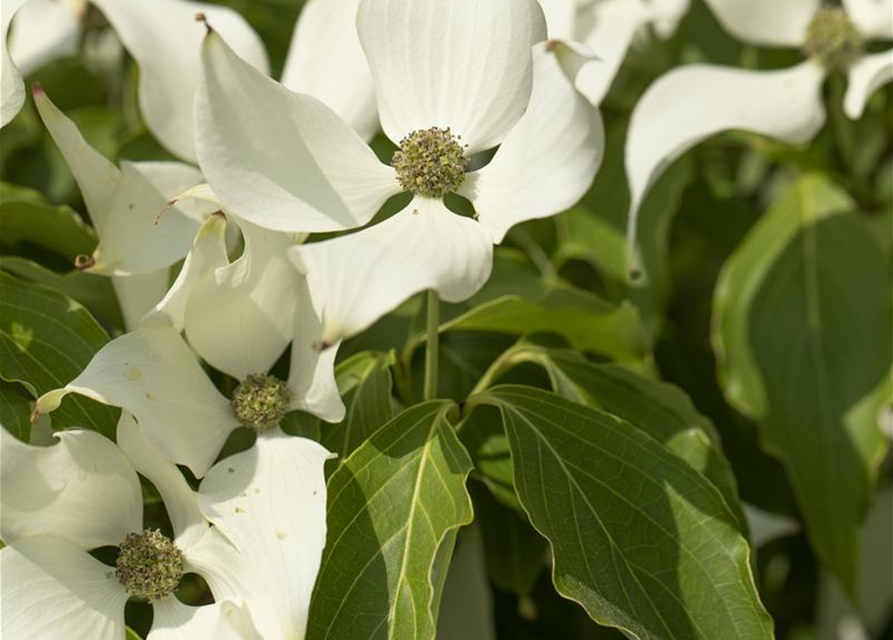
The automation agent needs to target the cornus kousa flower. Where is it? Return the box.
[32,87,215,330]
[624,0,893,251]
[539,0,691,105]
[0,0,267,157]
[195,0,603,349]
[2,0,376,156]
[1,414,332,640]
[36,322,341,477]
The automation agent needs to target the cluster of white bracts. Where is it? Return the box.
[2,0,889,636]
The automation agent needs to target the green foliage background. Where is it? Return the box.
[1,0,891,638]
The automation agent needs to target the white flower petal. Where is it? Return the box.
[148,598,262,640]
[461,42,603,244]
[32,86,120,229]
[1,536,129,640]
[625,61,827,251]
[280,0,378,140]
[185,217,299,380]
[198,429,333,640]
[356,0,547,152]
[112,270,172,332]
[842,0,893,39]
[574,0,650,106]
[290,197,493,343]
[34,90,205,276]
[701,0,819,47]
[0,426,141,548]
[92,161,203,276]
[196,30,398,234]
[116,413,207,551]
[89,0,269,162]
[9,0,81,77]
[286,277,345,423]
[539,0,577,39]
[36,327,240,478]
[184,528,286,640]
[844,49,893,119]
[141,213,229,331]
[1,0,28,128]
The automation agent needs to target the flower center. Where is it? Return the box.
[231,373,291,431]
[116,529,184,601]
[392,127,468,198]
[803,7,863,70]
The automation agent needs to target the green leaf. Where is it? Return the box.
[125,627,144,640]
[472,386,772,639]
[714,174,892,593]
[472,482,547,597]
[323,350,395,458]
[308,401,474,640]
[0,271,119,438]
[0,256,124,329]
[507,346,745,529]
[409,288,647,365]
[0,182,97,261]
[0,379,31,441]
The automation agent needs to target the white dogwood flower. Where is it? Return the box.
[0,416,261,639]
[2,0,376,155]
[196,0,603,348]
[36,322,341,477]
[624,0,893,252]
[0,0,267,158]
[33,87,215,330]
[2,413,333,640]
[539,0,691,105]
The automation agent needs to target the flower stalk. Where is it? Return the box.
[424,290,440,401]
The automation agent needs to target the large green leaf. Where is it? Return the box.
[407,288,647,366]
[0,182,97,262]
[0,256,124,329]
[307,401,474,640]
[714,174,892,593]
[472,386,772,639]
[505,346,745,529]
[471,482,547,598]
[0,271,119,438]
[322,350,395,458]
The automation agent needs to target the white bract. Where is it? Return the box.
[1,415,332,640]
[36,322,341,477]
[624,0,893,253]
[0,0,267,159]
[2,0,376,155]
[33,88,214,330]
[539,0,691,105]
[1,416,248,639]
[196,0,604,349]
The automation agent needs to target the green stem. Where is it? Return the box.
[423,290,440,400]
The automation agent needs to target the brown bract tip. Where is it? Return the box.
[545,39,561,52]
[312,340,334,352]
[31,82,44,97]
[195,12,213,33]
[29,406,41,424]
[74,254,96,271]
[629,267,643,281]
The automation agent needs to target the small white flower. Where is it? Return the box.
[624,0,893,252]
[539,0,691,105]
[0,416,266,639]
[196,0,604,348]
[36,324,341,477]
[32,88,215,330]
[0,0,267,159]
